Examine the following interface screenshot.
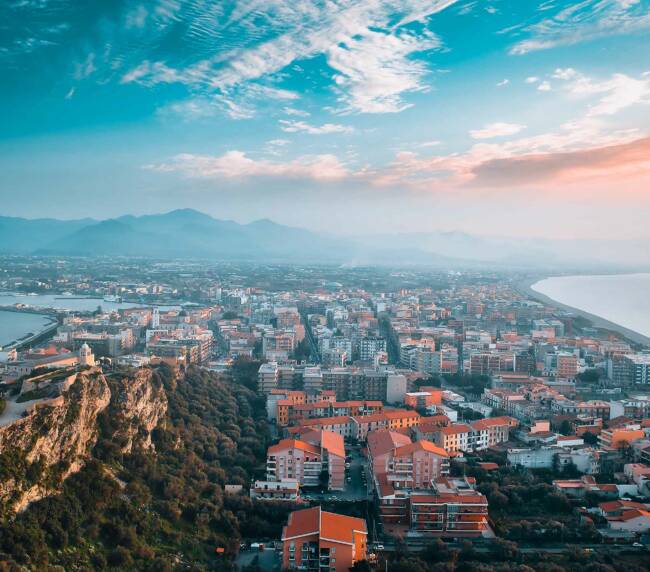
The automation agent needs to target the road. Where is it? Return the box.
[375,539,648,554]
[299,310,321,364]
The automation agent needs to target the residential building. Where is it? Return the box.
[281,507,368,572]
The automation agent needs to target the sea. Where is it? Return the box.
[532,273,650,338]
[0,310,57,348]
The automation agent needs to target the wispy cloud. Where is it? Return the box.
[279,120,354,135]
[469,122,526,140]
[509,0,650,55]
[121,0,458,115]
[553,68,650,116]
[146,150,351,182]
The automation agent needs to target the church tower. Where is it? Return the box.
[79,342,94,366]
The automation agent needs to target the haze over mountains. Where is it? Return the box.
[0,209,648,270]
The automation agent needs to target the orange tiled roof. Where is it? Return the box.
[367,430,412,458]
[300,429,346,459]
[268,439,321,456]
[282,507,367,544]
[393,440,449,458]
[440,424,472,435]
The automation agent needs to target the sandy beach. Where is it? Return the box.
[515,275,650,348]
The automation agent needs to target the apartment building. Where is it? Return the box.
[404,387,443,410]
[556,353,578,378]
[433,424,472,453]
[281,507,367,572]
[409,485,489,538]
[266,430,346,491]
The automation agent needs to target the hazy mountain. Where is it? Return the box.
[20,209,346,261]
[1,209,648,270]
[0,216,95,254]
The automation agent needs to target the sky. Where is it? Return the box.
[2,0,650,239]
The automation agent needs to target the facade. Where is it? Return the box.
[266,430,345,491]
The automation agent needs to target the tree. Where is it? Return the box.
[582,431,598,445]
[558,419,572,436]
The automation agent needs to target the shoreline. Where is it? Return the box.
[515,275,650,349]
[0,309,59,350]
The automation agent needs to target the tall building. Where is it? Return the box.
[358,337,387,362]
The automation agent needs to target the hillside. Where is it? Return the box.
[0,362,289,571]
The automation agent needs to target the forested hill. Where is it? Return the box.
[0,362,292,571]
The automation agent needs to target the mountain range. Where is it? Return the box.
[0,209,648,270]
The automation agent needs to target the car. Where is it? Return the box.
[345,462,351,468]
[632,542,644,548]
[375,544,384,551]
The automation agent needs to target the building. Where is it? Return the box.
[359,337,387,362]
[557,353,578,378]
[404,387,443,410]
[383,440,449,490]
[599,500,650,534]
[281,507,368,572]
[79,342,94,366]
[251,479,301,502]
[409,480,489,538]
[266,430,346,491]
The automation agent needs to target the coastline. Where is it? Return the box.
[515,275,650,349]
[0,309,59,350]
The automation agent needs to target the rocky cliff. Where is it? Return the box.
[0,366,167,513]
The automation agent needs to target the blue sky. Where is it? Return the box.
[2,0,650,238]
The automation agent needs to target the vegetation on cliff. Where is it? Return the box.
[0,362,290,571]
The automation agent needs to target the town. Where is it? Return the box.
[1,257,650,571]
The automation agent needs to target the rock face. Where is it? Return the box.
[106,367,168,453]
[0,366,167,513]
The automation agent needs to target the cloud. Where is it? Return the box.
[279,120,354,135]
[525,76,540,84]
[146,151,351,182]
[510,0,650,55]
[552,67,579,80]
[496,79,510,87]
[469,122,527,140]
[282,107,310,117]
[125,5,149,29]
[73,52,96,80]
[554,69,650,116]
[537,80,551,92]
[471,135,650,187]
[120,0,459,115]
[375,116,645,190]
